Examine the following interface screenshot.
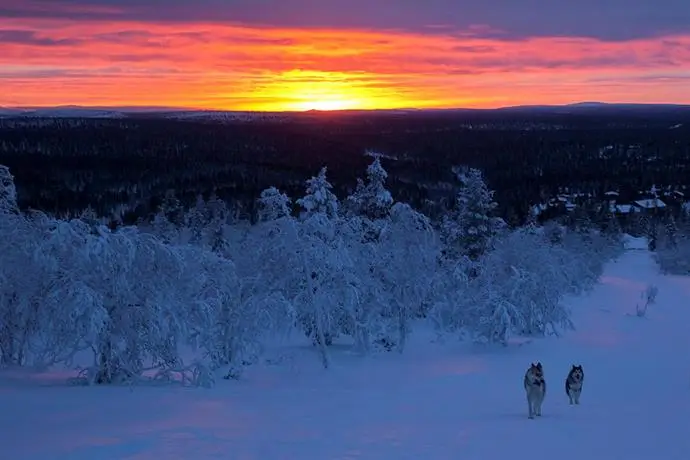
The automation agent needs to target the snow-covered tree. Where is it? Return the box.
[151,210,178,244]
[159,189,184,226]
[296,220,359,367]
[0,165,18,214]
[655,215,690,275]
[179,244,263,384]
[664,215,679,249]
[72,225,190,384]
[257,187,292,222]
[185,194,208,245]
[340,158,439,353]
[180,192,230,253]
[29,219,108,369]
[297,167,338,219]
[441,167,505,261]
[345,155,394,220]
[478,229,575,340]
[293,168,359,367]
[212,192,300,376]
[205,193,230,227]
[0,211,44,365]
[366,203,439,352]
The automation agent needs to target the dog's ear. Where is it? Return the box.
[536,362,542,369]
[572,364,576,369]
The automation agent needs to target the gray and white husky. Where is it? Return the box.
[524,362,546,419]
[565,364,584,405]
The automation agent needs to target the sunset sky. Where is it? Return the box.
[2,0,690,111]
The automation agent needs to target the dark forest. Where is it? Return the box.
[1,105,689,227]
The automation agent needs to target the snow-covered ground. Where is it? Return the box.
[2,248,689,460]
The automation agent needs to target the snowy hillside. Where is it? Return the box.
[1,152,689,459]
[1,247,689,459]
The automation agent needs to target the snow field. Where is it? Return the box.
[1,248,689,459]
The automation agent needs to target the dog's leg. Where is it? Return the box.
[527,395,534,419]
[568,388,574,405]
[574,390,581,405]
[536,396,542,416]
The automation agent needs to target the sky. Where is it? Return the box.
[2,0,690,111]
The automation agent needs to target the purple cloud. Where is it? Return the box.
[0,28,81,46]
[2,0,690,41]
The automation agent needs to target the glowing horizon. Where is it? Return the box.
[2,1,690,111]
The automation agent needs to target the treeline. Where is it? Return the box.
[0,111,689,227]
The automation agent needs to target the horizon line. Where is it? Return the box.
[3,101,690,114]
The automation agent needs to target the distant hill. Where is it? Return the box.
[1,102,690,120]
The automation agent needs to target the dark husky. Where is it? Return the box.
[565,364,585,405]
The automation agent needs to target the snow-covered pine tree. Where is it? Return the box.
[294,167,359,368]
[441,167,504,261]
[297,167,339,219]
[242,186,331,368]
[257,186,292,222]
[342,155,395,247]
[202,193,231,254]
[185,194,208,245]
[340,156,399,351]
[345,154,394,220]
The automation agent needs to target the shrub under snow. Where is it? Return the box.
[431,223,621,345]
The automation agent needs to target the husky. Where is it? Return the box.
[524,362,546,419]
[565,364,584,405]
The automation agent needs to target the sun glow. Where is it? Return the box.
[291,98,358,111]
[247,70,397,112]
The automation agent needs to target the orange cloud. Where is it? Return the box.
[2,17,690,110]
